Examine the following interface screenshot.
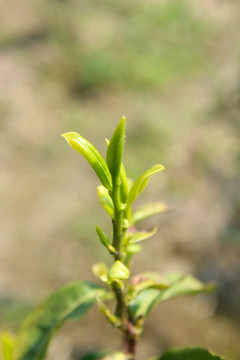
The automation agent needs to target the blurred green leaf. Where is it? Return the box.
[158,347,228,360]
[127,226,158,243]
[106,117,126,186]
[108,261,130,281]
[126,243,142,255]
[129,272,169,298]
[62,132,112,190]
[14,281,112,360]
[97,186,114,218]
[129,273,215,320]
[1,332,15,360]
[102,352,129,360]
[92,262,109,283]
[126,165,165,218]
[132,202,168,224]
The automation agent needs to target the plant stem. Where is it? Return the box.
[111,182,138,359]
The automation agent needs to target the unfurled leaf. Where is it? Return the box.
[127,226,158,243]
[92,262,109,283]
[1,332,15,360]
[97,186,114,218]
[129,273,215,320]
[126,165,165,218]
[132,202,168,224]
[14,282,112,360]
[108,261,130,281]
[62,132,112,190]
[159,347,228,360]
[106,117,126,186]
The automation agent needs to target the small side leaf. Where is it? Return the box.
[108,261,130,281]
[126,244,142,255]
[126,165,165,218]
[159,347,228,360]
[132,202,168,225]
[97,186,114,218]
[14,281,112,360]
[106,117,126,186]
[127,226,158,243]
[129,273,215,320]
[62,132,112,190]
[96,227,116,254]
[1,332,15,360]
[92,262,109,283]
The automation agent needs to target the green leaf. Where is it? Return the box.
[127,226,158,243]
[120,164,128,203]
[128,273,215,320]
[62,132,112,190]
[132,202,168,224]
[14,281,112,360]
[108,261,130,281]
[95,226,116,254]
[126,243,142,255]
[97,186,114,218]
[106,117,126,186]
[159,347,228,360]
[1,332,15,360]
[92,262,109,283]
[126,165,165,218]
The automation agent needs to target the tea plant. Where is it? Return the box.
[1,118,228,360]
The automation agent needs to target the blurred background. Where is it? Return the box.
[0,0,240,359]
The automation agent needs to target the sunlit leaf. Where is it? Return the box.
[132,202,168,224]
[62,132,112,190]
[1,332,15,360]
[108,261,130,281]
[127,226,158,243]
[120,164,128,203]
[92,262,109,283]
[126,165,165,218]
[97,186,114,218]
[14,281,112,360]
[106,117,126,186]
[159,347,228,360]
[129,273,215,320]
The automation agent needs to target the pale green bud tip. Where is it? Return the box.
[61,132,77,144]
